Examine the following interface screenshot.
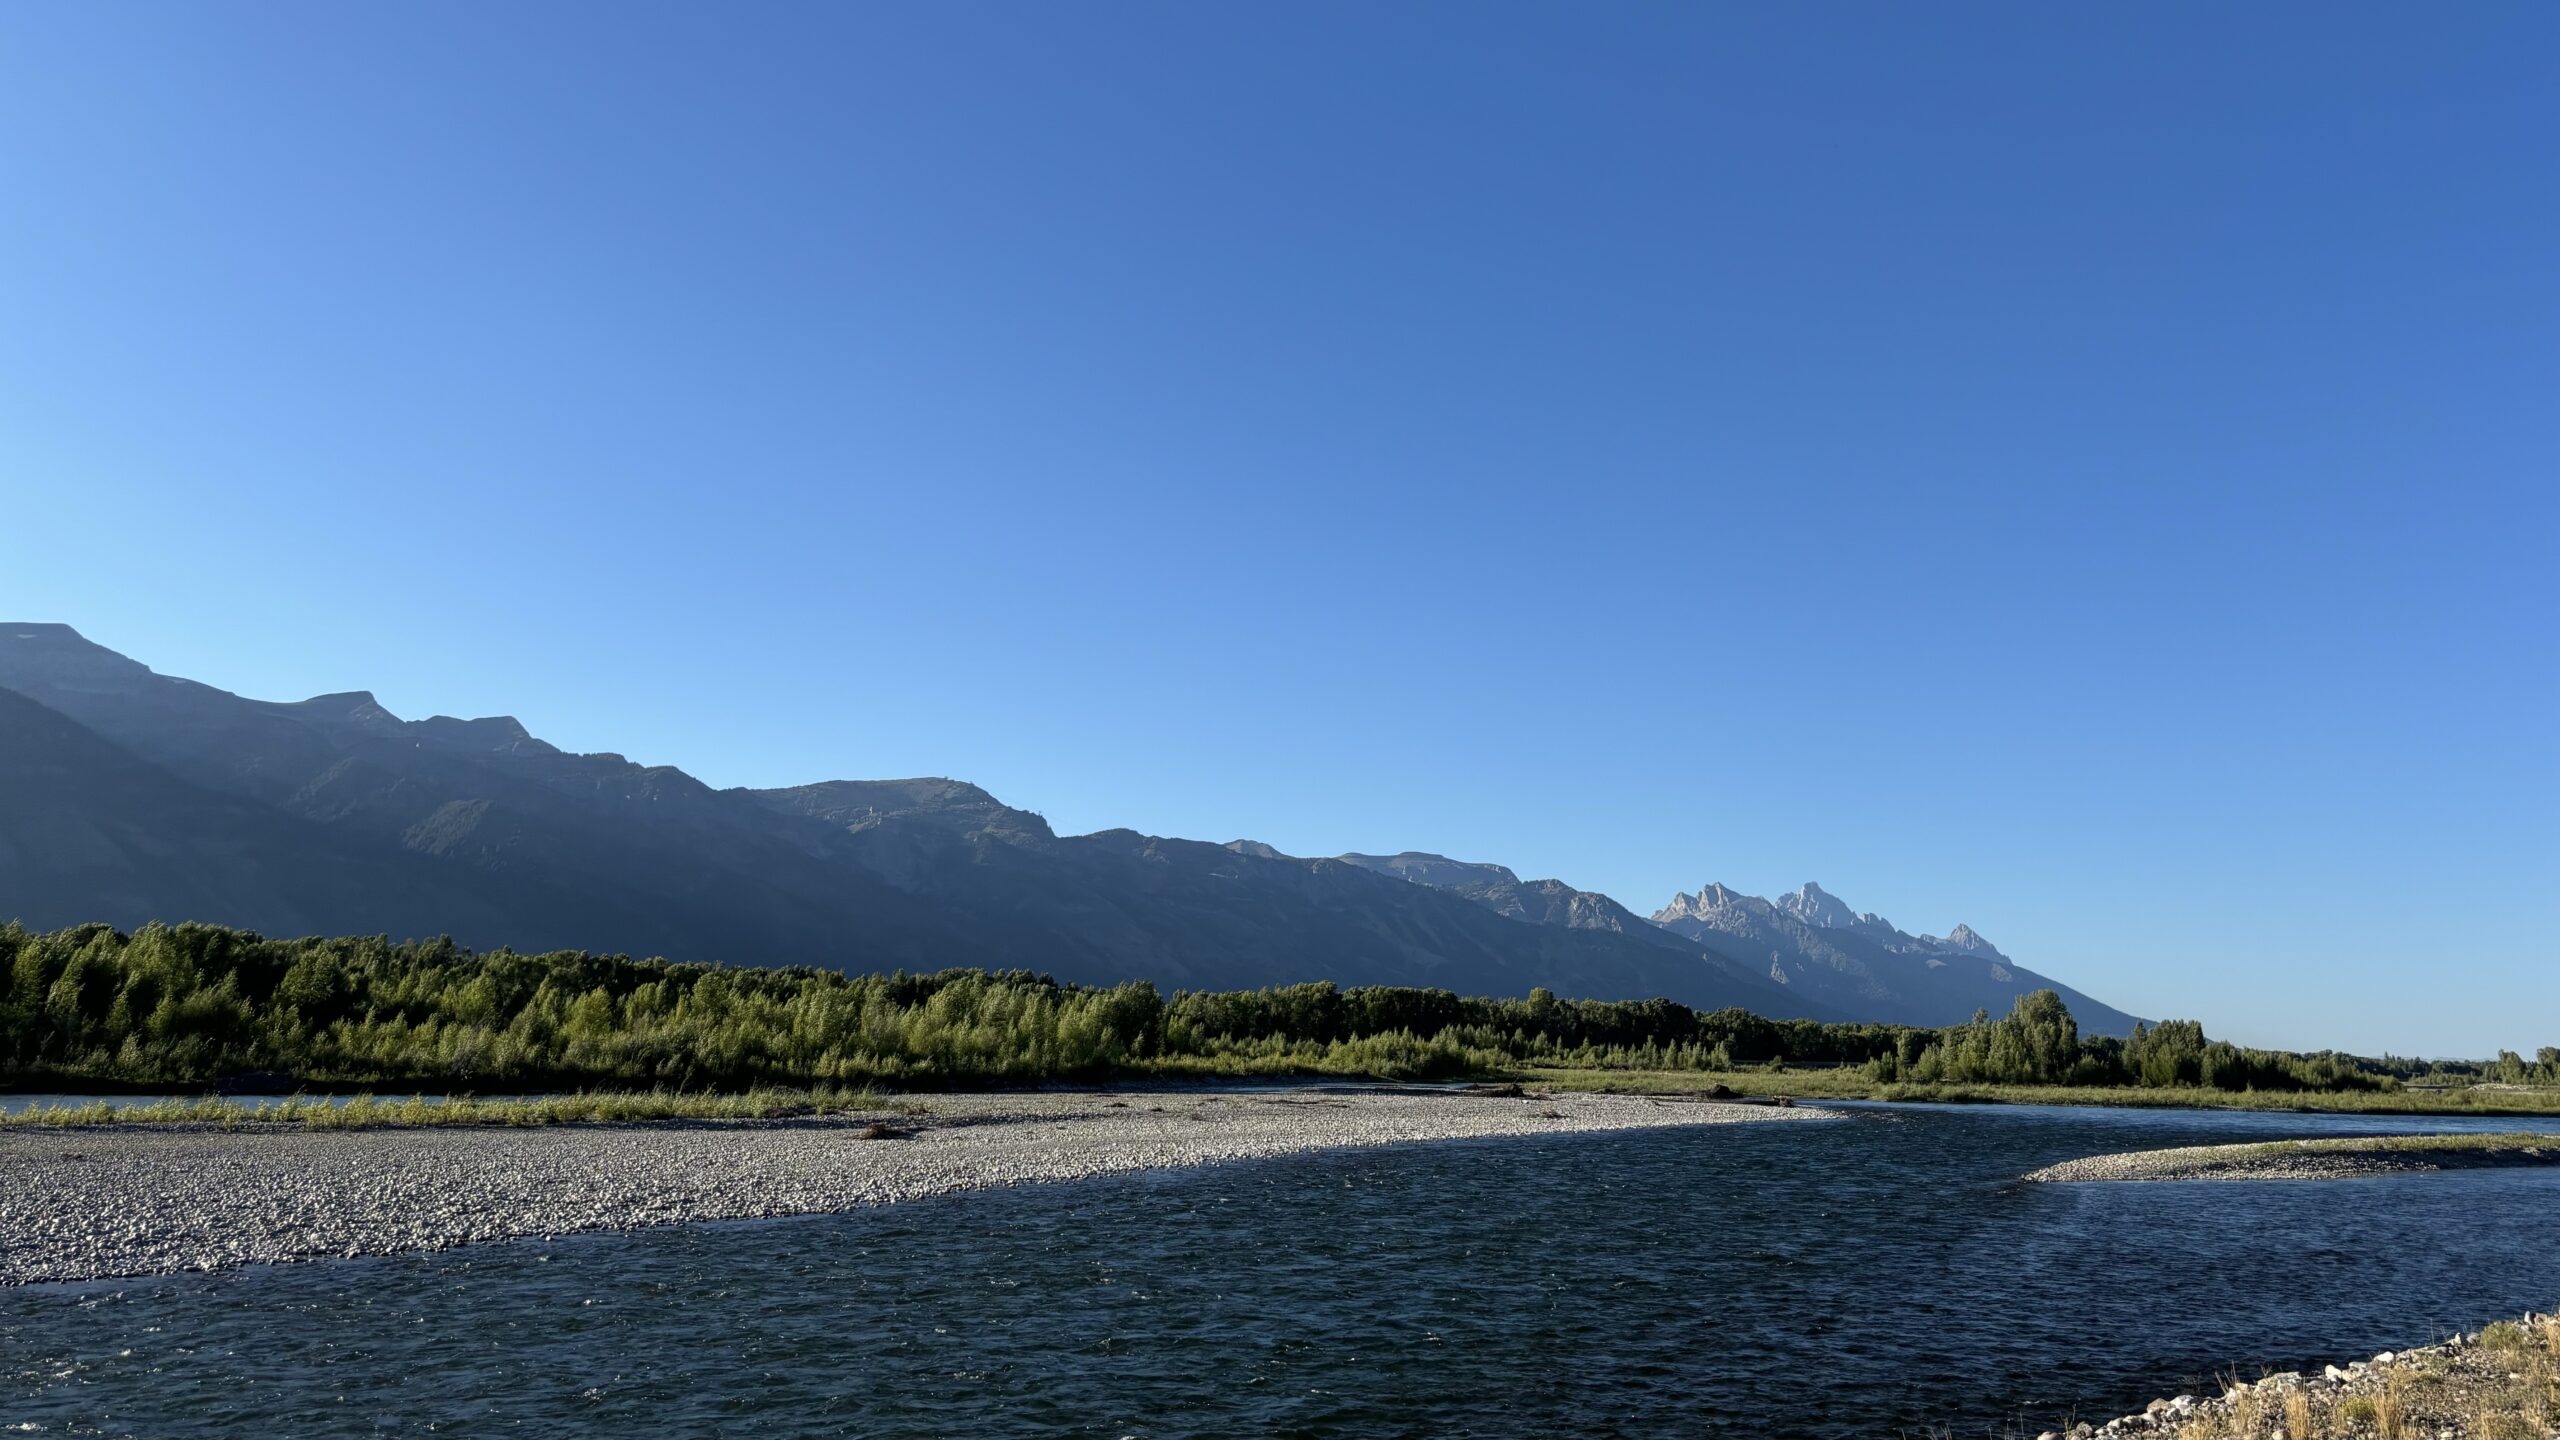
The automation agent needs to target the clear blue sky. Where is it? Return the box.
[3,4,2553,1056]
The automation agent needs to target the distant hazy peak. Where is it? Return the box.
[0,622,160,690]
[413,714,548,754]
[0,629,547,752]
[430,713,530,738]
[299,689,385,709]
[1657,878,2009,960]
[1941,923,2007,959]
[1654,882,1772,922]
[746,776,1054,840]
[284,693,545,753]
[1772,881,1861,929]
[1337,851,1521,890]
[1225,840,1289,860]
[754,776,1004,814]
[282,689,405,730]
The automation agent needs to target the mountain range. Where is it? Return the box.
[0,624,2139,1031]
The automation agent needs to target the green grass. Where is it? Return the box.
[0,1085,906,1129]
[2480,1321,2535,1354]
[1508,1066,2560,1116]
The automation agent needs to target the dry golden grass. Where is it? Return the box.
[2372,1370,2408,1440]
[2201,1369,2271,1439]
[1862,1304,2560,1440]
[2085,1313,2560,1439]
[2469,1406,2534,1440]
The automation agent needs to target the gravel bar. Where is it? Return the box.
[2025,1133,2560,1183]
[0,1087,1821,1285]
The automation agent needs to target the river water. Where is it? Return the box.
[5,1101,2557,1437]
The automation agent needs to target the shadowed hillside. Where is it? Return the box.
[0,625,1903,1018]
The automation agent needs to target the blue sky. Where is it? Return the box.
[3,4,2552,1055]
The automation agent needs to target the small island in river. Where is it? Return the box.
[2026,1131,2560,1183]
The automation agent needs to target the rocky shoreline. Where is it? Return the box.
[2051,1313,2560,1440]
[2026,1133,2559,1183]
[0,1086,1819,1286]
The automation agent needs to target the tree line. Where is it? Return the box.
[0,921,2486,1094]
[2371,1048,2560,1087]
[1859,991,2393,1092]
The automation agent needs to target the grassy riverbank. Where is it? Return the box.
[18,1070,2560,1131]
[1515,1067,2560,1117]
[2097,1310,2560,1440]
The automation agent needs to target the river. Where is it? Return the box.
[5,1099,2557,1437]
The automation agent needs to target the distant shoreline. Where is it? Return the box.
[1523,1067,2560,1119]
[12,1070,2560,1127]
[0,1087,1822,1286]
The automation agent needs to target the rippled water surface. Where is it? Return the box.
[7,1102,2560,1438]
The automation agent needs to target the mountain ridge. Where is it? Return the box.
[1652,879,2140,1033]
[0,624,2138,1029]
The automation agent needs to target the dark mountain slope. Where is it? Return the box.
[0,687,521,939]
[0,625,977,969]
[0,626,1832,1013]
[737,792,1823,1008]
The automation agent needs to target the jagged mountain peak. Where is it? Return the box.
[1773,881,1861,929]
[1646,875,2132,1031]
[1654,882,1768,922]
[1942,923,2006,959]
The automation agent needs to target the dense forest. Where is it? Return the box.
[0,922,2503,1095]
